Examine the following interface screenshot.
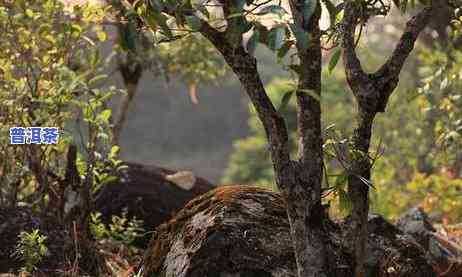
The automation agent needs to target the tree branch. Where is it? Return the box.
[199,20,292,174]
[375,6,433,84]
[341,0,369,93]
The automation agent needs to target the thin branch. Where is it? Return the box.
[375,6,433,82]
[197,11,291,168]
[341,0,368,91]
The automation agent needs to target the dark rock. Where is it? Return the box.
[139,186,436,277]
[397,207,462,276]
[94,161,215,247]
[396,207,436,248]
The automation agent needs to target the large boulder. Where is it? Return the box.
[138,186,436,277]
[94,161,215,246]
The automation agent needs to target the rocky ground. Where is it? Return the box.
[0,166,460,276]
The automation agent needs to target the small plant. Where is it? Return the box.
[90,211,144,254]
[13,229,48,274]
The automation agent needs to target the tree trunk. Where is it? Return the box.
[112,51,143,146]
[291,2,327,275]
[348,109,375,277]
[341,3,435,276]
[112,82,139,145]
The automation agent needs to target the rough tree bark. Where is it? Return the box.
[288,1,328,275]
[195,2,328,274]
[112,51,143,146]
[341,2,442,276]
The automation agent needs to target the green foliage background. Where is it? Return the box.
[222,46,462,221]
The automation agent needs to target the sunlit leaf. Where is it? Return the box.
[185,15,202,31]
[338,189,351,213]
[299,88,320,102]
[96,30,107,42]
[277,90,294,113]
[328,49,341,73]
[146,7,172,38]
[324,0,337,28]
[335,173,348,189]
[25,8,34,18]
[246,28,260,56]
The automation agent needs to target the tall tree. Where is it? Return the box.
[130,0,462,276]
[340,0,460,275]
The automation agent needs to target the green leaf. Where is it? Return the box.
[96,30,107,42]
[303,0,317,23]
[324,0,337,28]
[289,23,309,50]
[89,74,107,85]
[227,12,245,19]
[146,7,172,38]
[267,25,286,50]
[277,90,294,113]
[338,189,351,213]
[235,0,246,12]
[246,29,260,56]
[25,8,34,18]
[328,49,341,73]
[257,5,287,18]
[299,88,320,102]
[109,145,120,159]
[185,15,202,31]
[335,173,348,189]
[226,20,253,46]
[99,109,112,123]
[440,78,449,90]
[277,40,293,59]
[149,0,165,11]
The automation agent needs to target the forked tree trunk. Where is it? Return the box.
[341,2,436,275]
[197,10,327,273]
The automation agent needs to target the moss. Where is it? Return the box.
[142,186,277,275]
[141,186,436,277]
